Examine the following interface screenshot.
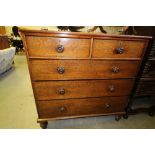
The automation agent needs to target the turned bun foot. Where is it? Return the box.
[40,121,48,129]
[123,114,128,119]
[115,115,121,121]
[148,111,154,117]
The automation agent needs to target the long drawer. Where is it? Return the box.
[92,39,146,58]
[30,59,140,80]
[25,36,90,58]
[37,96,128,119]
[33,79,134,100]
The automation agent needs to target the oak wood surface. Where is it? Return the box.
[33,79,134,100]
[37,96,128,118]
[19,29,151,123]
[26,36,90,58]
[92,39,146,58]
[30,59,140,80]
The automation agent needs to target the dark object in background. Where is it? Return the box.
[12,26,20,37]
[98,26,107,33]
[87,26,107,33]
[126,26,155,118]
[57,26,85,32]
[124,26,136,35]
[88,26,136,35]
[11,26,23,54]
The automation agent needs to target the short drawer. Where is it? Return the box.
[30,59,140,80]
[37,96,128,119]
[25,36,90,58]
[92,39,147,59]
[33,79,134,100]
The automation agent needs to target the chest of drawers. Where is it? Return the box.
[20,29,150,128]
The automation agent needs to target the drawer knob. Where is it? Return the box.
[59,106,66,112]
[105,103,110,108]
[109,85,115,92]
[112,66,120,73]
[57,67,65,74]
[115,47,124,54]
[58,88,65,95]
[56,44,64,53]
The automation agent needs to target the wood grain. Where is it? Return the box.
[37,96,128,118]
[26,36,90,58]
[92,39,146,58]
[30,59,140,80]
[19,29,151,123]
[33,79,134,100]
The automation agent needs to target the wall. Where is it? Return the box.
[5,26,58,35]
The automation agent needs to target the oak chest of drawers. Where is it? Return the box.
[20,29,150,128]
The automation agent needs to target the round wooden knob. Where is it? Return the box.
[58,88,65,95]
[56,44,64,53]
[109,85,115,92]
[57,67,65,74]
[112,66,120,73]
[59,106,66,112]
[115,47,124,54]
[105,103,110,108]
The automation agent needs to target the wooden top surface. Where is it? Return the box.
[19,29,152,40]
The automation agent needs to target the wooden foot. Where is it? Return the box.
[148,111,154,117]
[40,121,48,129]
[123,114,128,119]
[115,115,121,121]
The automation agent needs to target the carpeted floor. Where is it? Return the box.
[0,55,155,129]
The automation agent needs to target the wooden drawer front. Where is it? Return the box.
[92,39,146,58]
[30,59,140,80]
[26,36,90,58]
[136,80,155,96]
[34,79,134,100]
[142,60,155,78]
[37,96,128,118]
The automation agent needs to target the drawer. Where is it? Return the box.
[136,80,155,96]
[142,60,155,78]
[33,79,134,100]
[30,59,140,80]
[25,36,90,58]
[92,39,146,58]
[37,96,128,119]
